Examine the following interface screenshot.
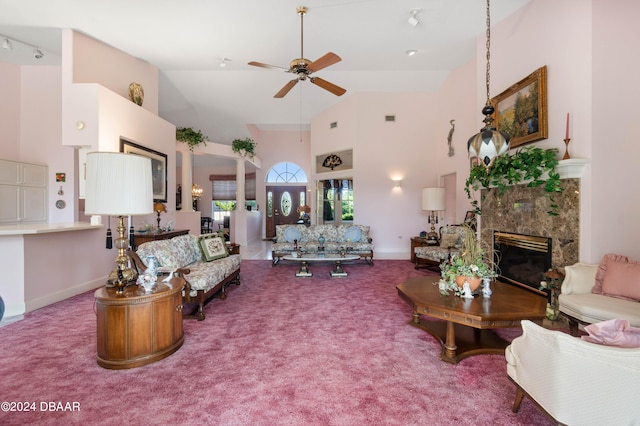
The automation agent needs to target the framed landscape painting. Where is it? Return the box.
[120,138,167,202]
[492,65,548,149]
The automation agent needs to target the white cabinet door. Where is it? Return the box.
[0,160,20,185]
[21,163,47,187]
[0,160,48,223]
[21,187,47,222]
[0,185,20,223]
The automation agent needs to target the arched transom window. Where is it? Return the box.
[265,162,307,183]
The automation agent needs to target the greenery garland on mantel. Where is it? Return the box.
[465,146,562,216]
[231,138,257,159]
[176,127,209,151]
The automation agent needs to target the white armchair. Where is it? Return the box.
[506,320,640,425]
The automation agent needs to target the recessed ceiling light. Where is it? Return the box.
[406,50,418,57]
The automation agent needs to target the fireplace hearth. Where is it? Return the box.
[494,231,551,294]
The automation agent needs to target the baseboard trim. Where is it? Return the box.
[25,276,107,314]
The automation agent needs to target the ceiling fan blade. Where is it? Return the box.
[274,79,299,98]
[248,61,289,71]
[307,52,341,73]
[309,77,346,96]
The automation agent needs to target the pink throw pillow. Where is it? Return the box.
[601,261,640,302]
[582,318,640,348]
[593,253,629,294]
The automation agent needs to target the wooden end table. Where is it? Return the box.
[397,276,546,364]
[95,276,185,369]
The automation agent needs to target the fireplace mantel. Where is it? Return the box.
[556,159,589,179]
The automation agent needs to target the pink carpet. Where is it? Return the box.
[0,260,552,425]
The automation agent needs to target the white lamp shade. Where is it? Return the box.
[421,187,445,211]
[85,152,154,216]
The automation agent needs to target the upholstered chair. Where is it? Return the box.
[506,320,640,425]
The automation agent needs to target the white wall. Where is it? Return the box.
[312,92,438,258]
[0,62,20,161]
[590,0,640,261]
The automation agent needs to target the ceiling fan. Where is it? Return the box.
[248,6,346,98]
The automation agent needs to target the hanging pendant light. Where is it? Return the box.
[467,0,510,168]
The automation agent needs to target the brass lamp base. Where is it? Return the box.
[106,216,139,293]
[107,267,138,293]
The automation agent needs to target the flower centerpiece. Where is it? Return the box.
[297,205,311,217]
[439,225,497,297]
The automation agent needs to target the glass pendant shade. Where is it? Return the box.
[467,105,510,167]
[467,0,511,168]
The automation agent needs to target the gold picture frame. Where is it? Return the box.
[492,65,547,149]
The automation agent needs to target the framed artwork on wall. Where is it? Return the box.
[492,65,548,149]
[120,138,167,202]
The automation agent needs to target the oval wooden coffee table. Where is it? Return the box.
[397,276,546,364]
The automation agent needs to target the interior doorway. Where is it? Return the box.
[316,178,353,225]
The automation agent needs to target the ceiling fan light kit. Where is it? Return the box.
[248,6,346,98]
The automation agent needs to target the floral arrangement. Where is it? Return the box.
[439,225,497,296]
[297,205,311,214]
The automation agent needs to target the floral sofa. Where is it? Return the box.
[271,224,374,266]
[414,225,467,270]
[130,233,240,321]
[559,253,640,335]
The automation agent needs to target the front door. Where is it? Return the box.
[265,186,303,239]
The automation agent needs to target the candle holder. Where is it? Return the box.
[563,138,571,160]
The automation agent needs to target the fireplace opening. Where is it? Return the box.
[494,231,551,295]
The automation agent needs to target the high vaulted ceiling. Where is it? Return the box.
[0,0,530,145]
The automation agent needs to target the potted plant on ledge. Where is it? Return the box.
[176,127,209,151]
[231,137,257,159]
[439,225,497,298]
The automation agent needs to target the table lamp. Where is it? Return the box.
[421,187,445,245]
[85,152,153,293]
[154,202,167,231]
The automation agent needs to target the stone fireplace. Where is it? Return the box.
[480,177,581,283]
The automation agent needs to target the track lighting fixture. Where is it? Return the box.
[0,33,45,59]
[408,9,421,27]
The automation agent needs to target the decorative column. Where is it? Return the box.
[181,152,193,212]
[232,158,247,252]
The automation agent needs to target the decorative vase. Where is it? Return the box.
[455,275,482,292]
[145,255,159,278]
[128,82,144,106]
[0,294,4,322]
[318,234,325,251]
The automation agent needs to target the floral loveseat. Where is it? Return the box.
[271,224,374,266]
[130,233,240,321]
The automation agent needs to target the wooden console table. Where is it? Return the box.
[95,276,185,369]
[132,229,188,249]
